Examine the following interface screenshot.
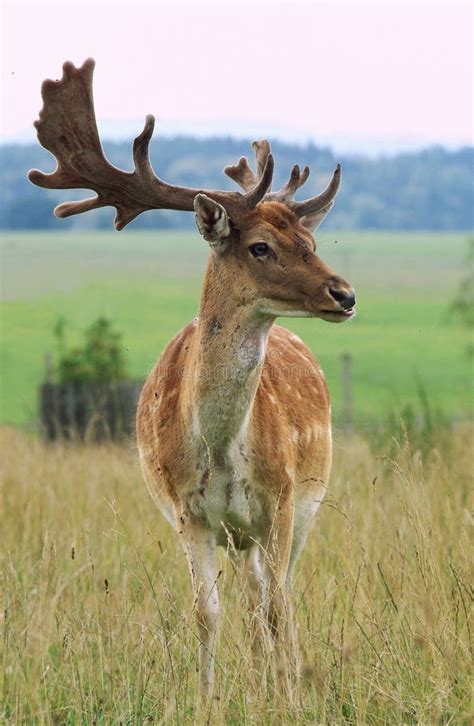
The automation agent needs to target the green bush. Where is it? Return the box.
[53,316,128,385]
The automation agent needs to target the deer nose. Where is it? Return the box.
[328,286,356,310]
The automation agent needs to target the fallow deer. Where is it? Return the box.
[29,59,356,698]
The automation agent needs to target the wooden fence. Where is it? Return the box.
[39,380,144,441]
[39,353,355,441]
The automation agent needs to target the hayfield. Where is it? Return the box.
[2,425,473,724]
[1,230,472,427]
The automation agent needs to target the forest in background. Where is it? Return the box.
[1,139,472,231]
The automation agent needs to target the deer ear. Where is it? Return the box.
[299,201,334,231]
[194,193,231,250]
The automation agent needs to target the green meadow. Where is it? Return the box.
[1,229,472,427]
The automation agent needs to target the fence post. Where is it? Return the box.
[44,352,53,383]
[341,352,353,431]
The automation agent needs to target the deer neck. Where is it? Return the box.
[190,255,274,458]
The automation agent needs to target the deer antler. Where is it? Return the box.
[224,140,272,192]
[225,140,341,220]
[290,164,341,218]
[28,59,274,230]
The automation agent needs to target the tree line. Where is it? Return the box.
[1,138,472,230]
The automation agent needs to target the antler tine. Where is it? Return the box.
[266,164,311,204]
[28,59,271,229]
[286,164,310,196]
[224,156,257,191]
[132,114,157,183]
[252,140,271,178]
[245,153,274,208]
[291,164,342,219]
[224,139,272,194]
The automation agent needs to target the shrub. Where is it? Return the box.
[53,316,128,385]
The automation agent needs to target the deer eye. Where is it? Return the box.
[249,242,269,257]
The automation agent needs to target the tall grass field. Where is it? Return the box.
[1,228,473,723]
[1,230,472,426]
[2,425,472,723]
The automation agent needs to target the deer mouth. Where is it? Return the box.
[318,307,355,323]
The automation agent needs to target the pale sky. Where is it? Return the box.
[1,0,472,153]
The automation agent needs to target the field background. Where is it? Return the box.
[1,229,472,428]
[2,229,473,722]
[3,424,472,723]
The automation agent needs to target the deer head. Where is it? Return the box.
[28,59,355,323]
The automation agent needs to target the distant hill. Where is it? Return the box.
[1,138,472,231]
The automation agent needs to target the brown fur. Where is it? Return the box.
[27,60,352,700]
[138,322,331,527]
[136,201,354,696]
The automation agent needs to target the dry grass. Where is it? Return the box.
[2,425,473,724]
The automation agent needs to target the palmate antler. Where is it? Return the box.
[28,59,274,230]
[28,59,340,229]
[225,142,341,219]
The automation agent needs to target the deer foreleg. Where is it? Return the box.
[177,512,220,697]
[260,496,299,698]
